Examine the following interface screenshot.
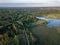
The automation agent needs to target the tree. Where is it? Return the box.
[0,14,37,45]
[17,15,37,45]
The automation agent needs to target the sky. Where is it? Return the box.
[0,0,60,3]
[0,0,60,7]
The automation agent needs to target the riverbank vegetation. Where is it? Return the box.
[0,8,60,45]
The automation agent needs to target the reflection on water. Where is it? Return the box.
[36,17,60,28]
[47,20,60,28]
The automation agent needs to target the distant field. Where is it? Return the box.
[44,14,60,19]
[25,8,60,19]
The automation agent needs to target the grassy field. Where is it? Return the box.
[32,24,60,45]
[44,14,60,19]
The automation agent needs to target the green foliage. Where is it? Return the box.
[0,8,60,45]
[0,9,37,45]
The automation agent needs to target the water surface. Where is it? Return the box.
[36,17,60,28]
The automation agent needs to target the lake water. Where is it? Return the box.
[36,17,60,28]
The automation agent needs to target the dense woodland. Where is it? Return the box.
[0,8,60,45]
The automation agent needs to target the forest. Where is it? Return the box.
[0,7,60,45]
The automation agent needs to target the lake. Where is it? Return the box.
[36,17,60,28]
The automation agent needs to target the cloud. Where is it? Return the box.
[0,0,60,7]
[0,3,60,7]
[0,0,59,3]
